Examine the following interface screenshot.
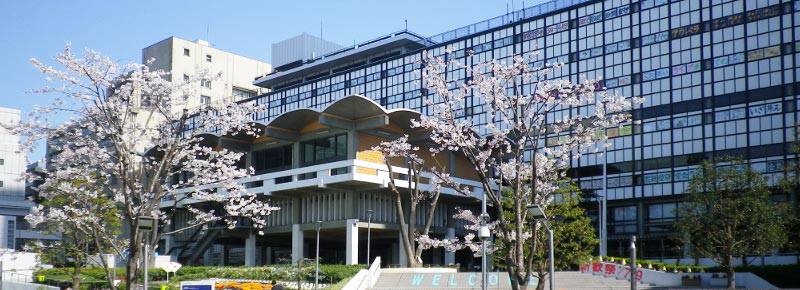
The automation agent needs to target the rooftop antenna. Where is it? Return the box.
[206,24,209,43]
[404,19,408,31]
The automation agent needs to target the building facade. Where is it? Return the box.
[0,107,58,249]
[170,0,800,265]
[142,36,273,111]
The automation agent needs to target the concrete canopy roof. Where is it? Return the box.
[268,109,319,131]
[182,95,422,146]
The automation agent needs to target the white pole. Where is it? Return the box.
[367,210,373,264]
[315,221,321,290]
[144,244,149,290]
[480,193,488,290]
[601,146,608,257]
[547,227,554,290]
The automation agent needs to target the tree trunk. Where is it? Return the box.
[71,262,81,290]
[126,244,140,290]
[534,271,546,290]
[534,275,545,290]
[726,255,736,289]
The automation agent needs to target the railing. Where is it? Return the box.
[161,159,484,208]
[342,256,381,290]
[425,0,592,44]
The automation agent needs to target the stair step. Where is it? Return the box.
[369,271,661,290]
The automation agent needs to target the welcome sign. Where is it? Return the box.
[377,272,537,289]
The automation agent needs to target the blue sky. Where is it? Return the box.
[0,0,541,161]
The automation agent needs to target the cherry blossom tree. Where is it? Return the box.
[13,45,278,289]
[26,173,122,290]
[372,135,469,267]
[408,50,637,290]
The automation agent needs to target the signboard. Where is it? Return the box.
[181,284,212,290]
[161,261,182,273]
[581,262,643,283]
[180,281,214,290]
[138,216,155,231]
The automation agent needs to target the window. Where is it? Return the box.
[252,145,292,173]
[6,220,14,249]
[232,88,256,100]
[206,54,212,62]
[183,48,190,56]
[301,134,347,165]
[0,180,3,187]
[0,159,4,165]
[611,206,637,234]
[183,74,190,83]
[200,95,211,105]
[201,79,211,89]
[647,203,677,222]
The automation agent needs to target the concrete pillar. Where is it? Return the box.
[444,228,456,265]
[397,234,408,267]
[164,235,173,258]
[345,219,359,265]
[203,246,213,266]
[245,232,257,266]
[292,224,304,263]
[265,246,273,265]
[221,245,229,266]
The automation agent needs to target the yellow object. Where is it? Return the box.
[215,281,272,290]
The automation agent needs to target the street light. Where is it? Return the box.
[527,204,554,290]
[315,221,322,290]
[137,216,156,290]
[478,213,490,290]
[366,209,373,265]
[630,235,638,290]
[587,192,606,257]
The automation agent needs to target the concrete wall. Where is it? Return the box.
[0,108,25,203]
[143,37,272,111]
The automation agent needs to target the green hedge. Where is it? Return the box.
[706,264,800,288]
[35,264,366,288]
[597,256,707,273]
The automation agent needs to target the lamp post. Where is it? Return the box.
[137,216,156,290]
[367,209,373,265]
[630,235,637,290]
[600,146,608,257]
[478,190,491,290]
[527,204,554,290]
[315,221,322,290]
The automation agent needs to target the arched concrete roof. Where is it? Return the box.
[174,94,423,148]
[269,108,320,131]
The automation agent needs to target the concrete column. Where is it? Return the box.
[265,246,273,265]
[444,228,456,265]
[221,245,229,266]
[345,219,359,265]
[292,224,304,263]
[203,246,213,266]
[245,232,257,266]
[397,234,408,267]
[164,235,174,258]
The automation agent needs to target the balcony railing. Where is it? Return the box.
[161,159,484,207]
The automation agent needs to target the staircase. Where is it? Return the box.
[543,271,659,289]
[368,271,664,290]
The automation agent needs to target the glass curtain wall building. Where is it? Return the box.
[197,0,798,261]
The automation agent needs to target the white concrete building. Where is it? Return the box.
[0,107,34,249]
[142,36,272,111]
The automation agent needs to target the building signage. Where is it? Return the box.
[581,262,643,282]
[181,284,212,290]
